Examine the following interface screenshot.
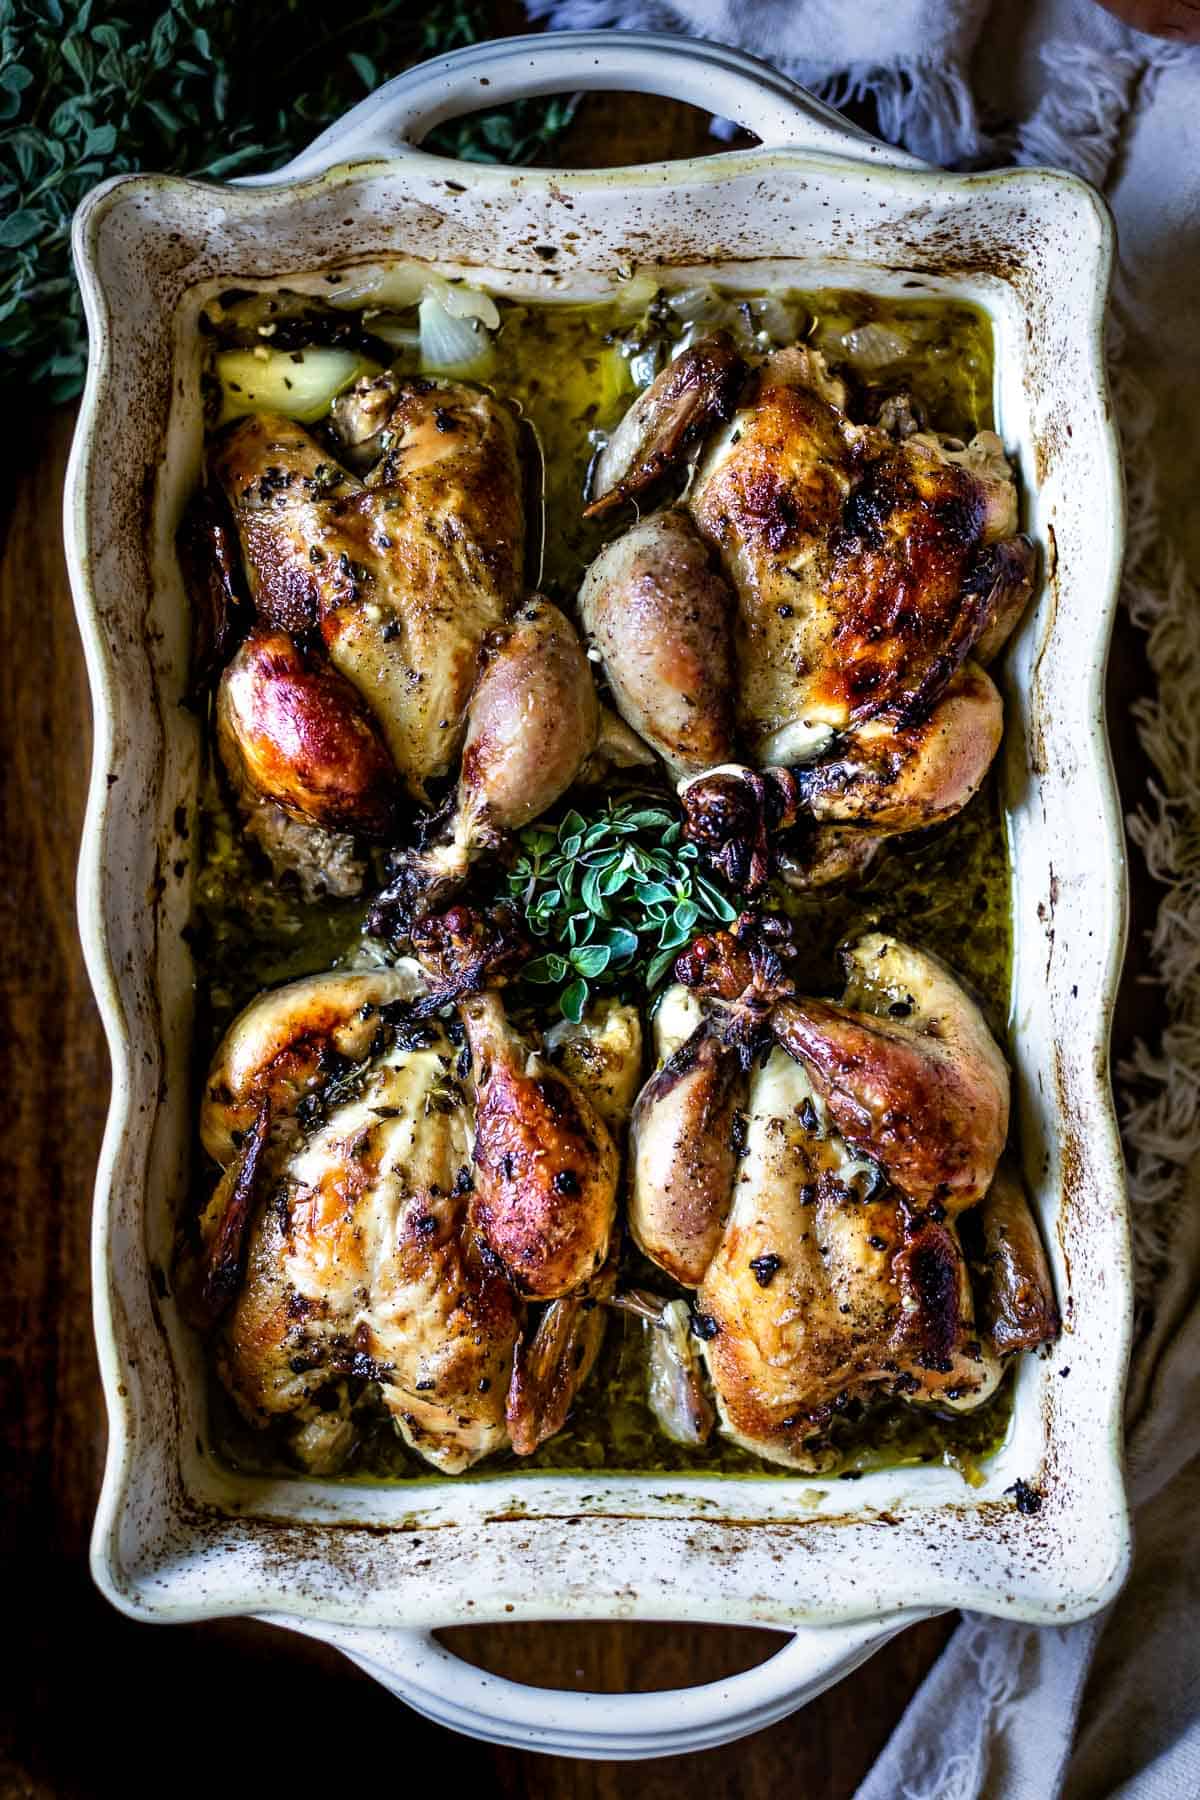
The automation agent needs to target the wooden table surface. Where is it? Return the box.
[1,30,1157,1797]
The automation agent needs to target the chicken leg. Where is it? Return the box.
[412,906,620,1301]
[368,597,601,931]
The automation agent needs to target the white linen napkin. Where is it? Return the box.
[526,0,991,160]
[529,2,1200,1792]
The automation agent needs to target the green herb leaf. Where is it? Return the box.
[605,927,639,964]
[348,52,377,90]
[571,943,612,979]
[560,978,588,1023]
[0,209,42,248]
[523,952,569,985]
[646,947,681,990]
[580,865,609,918]
[599,859,631,897]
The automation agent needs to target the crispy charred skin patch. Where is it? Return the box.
[585,332,746,518]
[187,1101,271,1330]
[821,446,999,725]
[790,662,1004,830]
[366,798,459,943]
[961,535,1037,668]
[408,904,530,1009]
[893,1217,965,1375]
[674,910,796,1059]
[217,627,399,836]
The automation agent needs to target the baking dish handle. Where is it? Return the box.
[238,30,928,186]
[267,1613,919,1758]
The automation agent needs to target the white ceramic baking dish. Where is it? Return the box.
[68,30,1130,1759]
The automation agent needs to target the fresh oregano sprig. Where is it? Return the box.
[502,794,739,1023]
[0,0,576,403]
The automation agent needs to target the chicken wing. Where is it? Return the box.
[971,1159,1062,1354]
[585,330,745,519]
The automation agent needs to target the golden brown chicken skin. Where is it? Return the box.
[407,909,638,1456]
[771,935,1011,1214]
[628,988,745,1287]
[210,377,524,803]
[506,1001,643,1455]
[690,348,1026,759]
[217,626,398,837]
[696,1044,1001,1465]
[582,337,1034,890]
[585,330,745,519]
[370,597,601,925]
[185,963,521,1475]
[207,379,614,914]
[184,958,640,1472]
[626,923,1054,1469]
[578,510,738,782]
[412,906,619,1301]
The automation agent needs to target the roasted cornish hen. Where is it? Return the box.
[626,918,1057,1469]
[181,939,641,1475]
[580,337,1034,890]
[200,375,641,906]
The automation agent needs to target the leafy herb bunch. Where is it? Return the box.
[1,0,575,402]
[503,794,739,1023]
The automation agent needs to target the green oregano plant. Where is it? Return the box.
[502,794,740,1022]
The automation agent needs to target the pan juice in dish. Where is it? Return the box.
[184,272,1046,1484]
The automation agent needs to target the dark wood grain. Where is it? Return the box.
[2,38,1156,1798]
